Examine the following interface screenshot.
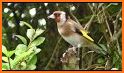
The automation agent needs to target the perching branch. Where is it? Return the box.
[61,47,79,70]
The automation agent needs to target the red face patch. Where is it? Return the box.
[54,13,61,22]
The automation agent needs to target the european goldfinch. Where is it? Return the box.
[48,11,105,54]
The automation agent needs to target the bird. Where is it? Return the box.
[48,11,106,54]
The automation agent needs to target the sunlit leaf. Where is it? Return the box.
[20,21,33,29]
[15,35,27,45]
[15,44,27,56]
[2,45,8,57]
[8,50,15,58]
[20,61,27,70]
[27,29,35,41]
[34,48,41,54]
[29,37,45,48]
[2,56,8,62]
[33,29,44,40]
[2,63,10,70]
[12,49,34,68]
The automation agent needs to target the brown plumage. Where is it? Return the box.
[48,11,106,54]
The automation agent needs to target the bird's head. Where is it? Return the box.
[48,11,66,23]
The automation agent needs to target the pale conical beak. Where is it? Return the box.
[47,14,55,19]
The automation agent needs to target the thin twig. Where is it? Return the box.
[105,57,111,70]
[98,36,103,43]
[114,8,122,34]
[98,3,104,9]
[86,64,104,70]
[69,10,81,25]
[84,14,95,30]
[97,3,112,16]
[84,3,97,30]
[94,66,105,70]
[44,37,62,70]
[116,27,122,39]
[102,7,113,38]
[87,52,94,69]
[88,3,95,14]
[113,27,122,40]
[116,39,121,56]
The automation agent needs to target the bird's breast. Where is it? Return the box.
[61,33,84,47]
[57,23,75,37]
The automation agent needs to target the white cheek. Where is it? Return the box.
[60,14,66,22]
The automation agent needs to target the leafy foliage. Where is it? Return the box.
[2,22,45,70]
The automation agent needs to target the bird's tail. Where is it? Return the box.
[88,42,108,55]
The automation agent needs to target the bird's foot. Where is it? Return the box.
[61,47,77,64]
[72,47,77,53]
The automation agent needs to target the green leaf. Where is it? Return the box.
[2,56,8,62]
[2,45,14,58]
[20,61,27,70]
[15,35,27,45]
[15,44,27,56]
[8,50,15,58]
[2,45,8,57]
[27,29,35,41]
[2,63,10,70]
[20,21,33,29]
[33,28,44,40]
[27,55,37,65]
[12,49,34,68]
[29,37,45,48]
[26,64,36,70]
[34,48,41,54]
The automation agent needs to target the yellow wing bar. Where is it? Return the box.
[80,30,94,42]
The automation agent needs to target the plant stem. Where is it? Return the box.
[8,57,12,70]
[79,48,82,69]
